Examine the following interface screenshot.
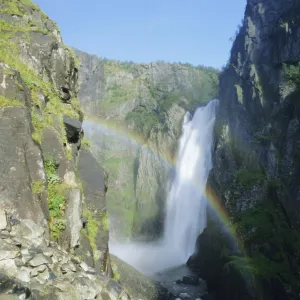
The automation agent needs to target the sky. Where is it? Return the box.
[35,0,246,69]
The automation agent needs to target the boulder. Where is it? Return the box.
[63,116,82,143]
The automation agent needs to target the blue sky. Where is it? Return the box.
[35,0,246,69]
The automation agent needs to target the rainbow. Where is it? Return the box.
[84,114,245,254]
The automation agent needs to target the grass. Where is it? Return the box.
[44,156,68,240]
[32,181,44,194]
[101,212,109,232]
[82,209,100,252]
[0,95,24,107]
[0,0,82,241]
[0,17,79,145]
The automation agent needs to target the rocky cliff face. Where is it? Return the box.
[75,49,219,239]
[0,0,122,298]
[189,1,300,299]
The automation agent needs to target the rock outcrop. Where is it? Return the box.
[75,49,219,239]
[0,218,129,300]
[189,1,300,299]
[0,0,117,298]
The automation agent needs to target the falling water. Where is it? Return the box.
[110,99,219,275]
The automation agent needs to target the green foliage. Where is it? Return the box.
[31,110,53,144]
[101,59,218,140]
[44,156,58,178]
[0,95,24,107]
[44,157,67,240]
[235,168,264,189]
[225,254,287,279]
[126,107,162,138]
[283,62,300,88]
[32,181,44,194]
[63,45,80,68]
[232,196,300,287]
[0,17,78,147]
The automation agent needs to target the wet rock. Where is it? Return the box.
[176,276,199,286]
[179,293,191,299]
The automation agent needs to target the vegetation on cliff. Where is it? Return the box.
[77,49,219,239]
[190,1,300,299]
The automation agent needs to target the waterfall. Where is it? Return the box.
[110,99,219,275]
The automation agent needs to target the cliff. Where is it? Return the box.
[0,0,128,298]
[188,1,300,299]
[75,49,219,239]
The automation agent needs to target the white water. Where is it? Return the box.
[110,99,219,275]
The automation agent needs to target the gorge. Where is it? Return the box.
[1,0,300,300]
[110,99,218,276]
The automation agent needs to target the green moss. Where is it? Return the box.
[82,209,100,251]
[0,96,24,107]
[17,83,25,91]
[32,181,44,194]
[101,212,109,232]
[65,144,73,161]
[71,97,83,116]
[81,138,91,149]
[112,262,120,281]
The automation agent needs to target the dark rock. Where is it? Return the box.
[110,254,171,300]
[0,107,48,230]
[74,233,94,268]
[78,149,106,211]
[181,276,199,286]
[41,126,68,179]
[63,116,82,143]
[77,148,111,274]
[59,188,82,250]
[60,87,71,102]
[190,0,300,299]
